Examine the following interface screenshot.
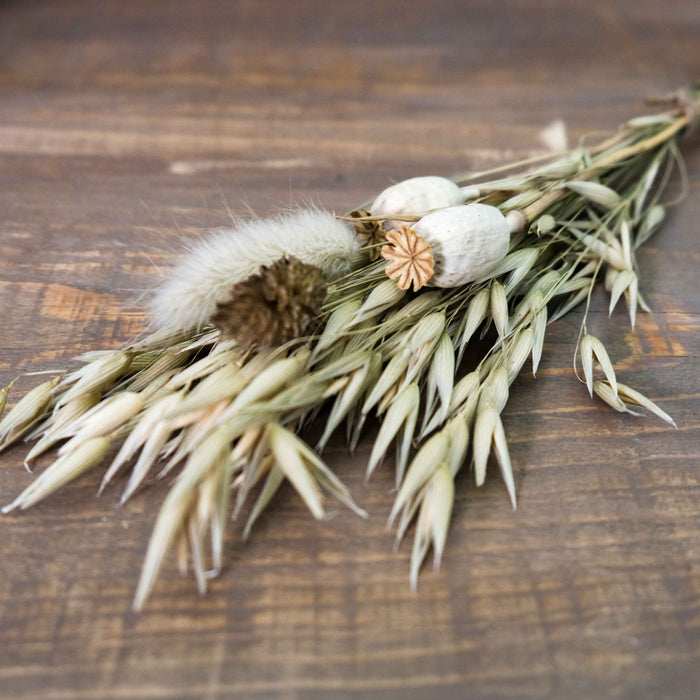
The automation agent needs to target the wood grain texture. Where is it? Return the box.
[0,1,698,698]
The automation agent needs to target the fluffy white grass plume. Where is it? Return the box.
[149,208,360,331]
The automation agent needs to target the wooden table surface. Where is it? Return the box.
[1,1,698,698]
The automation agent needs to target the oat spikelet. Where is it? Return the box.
[381,225,434,291]
[212,257,327,351]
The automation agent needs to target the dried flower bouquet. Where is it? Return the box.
[1,84,697,609]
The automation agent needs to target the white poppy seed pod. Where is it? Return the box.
[412,204,510,287]
[371,176,464,226]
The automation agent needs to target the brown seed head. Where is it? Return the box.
[349,209,386,261]
[211,256,327,351]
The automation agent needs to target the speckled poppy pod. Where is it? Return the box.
[412,203,511,287]
[370,175,465,228]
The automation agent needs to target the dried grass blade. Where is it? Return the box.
[396,392,420,488]
[593,380,634,414]
[410,503,432,592]
[634,151,664,220]
[228,351,308,413]
[311,299,361,359]
[431,334,455,425]
[478,366,509,414]
[126,349,191,393]
[490,281,509,340]
[492,414,516,509]
[456,288,490,363]
[447,371,481,417]
[163,348,239,392]
[3,437,111,513]
[609,269,637,317]
[0,378,16,419]
[25,393,102,465]
[506,328,534,384]
[409,464,454,590]
[626,275,639,329]
[620,220,633,269]
[317,356,375,450]
[242,460,283,540]
[133,429,230,610]
[351,279,405,325]
[58,351,133,406]
[120,417,177,503]
[550,287,589,323]
[473,405,498,487]
[589,335,618,397]
[394,487,424,550]
[389,430,448,525]
[0,378,59,440]
[617,382,677,427]
[635,205,665,248]
[580,334,595,397]
[361,353,409,416]
[0,378,60,454]
[294,441,367,518]
[427,464,455,568]
[367,383,419,481]
[100,392,181,494]
[532,305,547,376]
[61,392,144,451]
[268,423,324,519]
[445,414,469,476]
[564,181,621,210]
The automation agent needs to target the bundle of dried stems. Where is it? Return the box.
[0,83,696,608]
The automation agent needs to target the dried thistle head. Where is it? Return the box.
[211,256,327,351]
[381,225,435,291]
[349,209,385,261]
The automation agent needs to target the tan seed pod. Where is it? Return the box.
[381,226,435,291]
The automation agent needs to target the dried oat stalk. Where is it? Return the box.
[1,82,698,608]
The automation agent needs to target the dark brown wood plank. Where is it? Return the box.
[0,1,698,698]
